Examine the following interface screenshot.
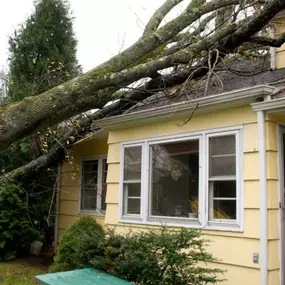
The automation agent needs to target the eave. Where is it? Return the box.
[251,97,285,114]
[96,85,275,129]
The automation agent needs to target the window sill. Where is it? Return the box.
[118,218,243,232]
[78,210,106,217]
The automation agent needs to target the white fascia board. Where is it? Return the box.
[251,97,285,113]
[96,85,275,129]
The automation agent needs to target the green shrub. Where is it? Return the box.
[0,182,40,260]
[91,227,224,285]
[51,219,224,285]
[50,216,105,272]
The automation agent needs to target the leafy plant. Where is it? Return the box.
[50,216,105,272]
[0,182,40,260]
[51,220,224,285]
[98,227,224,285]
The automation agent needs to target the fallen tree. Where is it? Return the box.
[1,0,285,149]
[1,0,285,181]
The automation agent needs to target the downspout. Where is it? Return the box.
[257,110,268,285]
[54,163,62,253]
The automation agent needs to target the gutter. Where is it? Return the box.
[257,111,268,285]
[252,97,285,113]
[96,85,275,129]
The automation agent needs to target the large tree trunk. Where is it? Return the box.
[0,0,285,150]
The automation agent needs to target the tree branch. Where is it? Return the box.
[143,0,184,36]
[250,32,285,47]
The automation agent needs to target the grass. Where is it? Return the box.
[0,256,49,285]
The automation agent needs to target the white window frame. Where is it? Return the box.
[205,130,242,229]
[119,125,244,232]
[79,155,107,216]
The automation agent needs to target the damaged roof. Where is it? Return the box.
[126,58,285,114]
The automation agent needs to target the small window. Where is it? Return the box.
[208,135,237,221]
[123,146,142,216]
[150,140,199,219]
[80,157,107,214]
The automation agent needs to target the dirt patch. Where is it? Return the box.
[11,255,53,271]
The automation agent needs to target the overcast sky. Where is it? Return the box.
[0,0,186,72]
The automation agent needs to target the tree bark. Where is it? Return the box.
[0,0,285,150]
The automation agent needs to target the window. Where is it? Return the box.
[150,140,199,219]
[120,128,242,230]
[208,135,237,221]
[80,157,107,214]
[123,146,142,215]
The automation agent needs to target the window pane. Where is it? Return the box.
[210,135,235,155]
[124,146,142,180]
[81,160,98,211]
[103,159,108,183]
[101,159,107,211]
[81,188,97,210]
[128,183,141,197]
[83,172,97,186]
[213,200,236,220]
[127,199,140,215]
[101,184,107,211]
[83,160,98,172]
[123,183,141,215]
[210,156,236,177]
[209,135,236,177]
[213,181,236,198]
[150,140,199,218]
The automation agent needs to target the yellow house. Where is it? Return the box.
[55,16,285,285]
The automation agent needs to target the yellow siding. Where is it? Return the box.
[108,106,257,144]
[269,270,280,285]
[56,105,285,284]
[58,136,108,236]
[265,116,282,284]
[104,106,261,285]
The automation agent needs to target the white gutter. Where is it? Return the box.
[257,111,268,285]
[96,85,275,129]
[54,163,61,252]
[252,97,285,113]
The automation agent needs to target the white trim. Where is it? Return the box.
[79,155,107,216]
[120,125,243,145]
[252,97,285,113]
[257,111,268,285]
[119,126,243,231]
[277,123,285,285]
[98,86,274,129]
[205,130,242,228]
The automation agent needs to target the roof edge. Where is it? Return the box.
[96,85,275,129]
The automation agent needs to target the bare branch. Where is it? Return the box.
[143,0,184,36]
[250,32,285,47]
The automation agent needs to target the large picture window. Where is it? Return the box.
[150,140,199,219]
[120,128,242,230]
[80,156,107,214]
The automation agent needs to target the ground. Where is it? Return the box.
[0,256,51,285]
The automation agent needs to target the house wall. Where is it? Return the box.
[265,114,285,285]
[57,137,108,240]
[105,106,262,285]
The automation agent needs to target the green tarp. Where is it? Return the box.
[35,268,133,285]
